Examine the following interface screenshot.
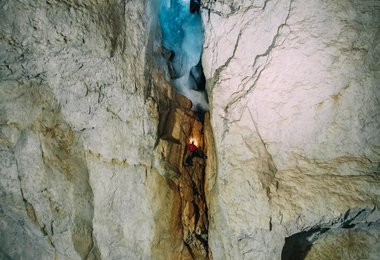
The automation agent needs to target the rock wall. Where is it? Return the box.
[0,0,189,259]
[0,0,214,258]
[201,0,380,259]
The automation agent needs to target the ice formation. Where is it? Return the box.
[159,0,208,111]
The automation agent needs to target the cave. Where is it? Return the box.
[1,0,379,259]
[157,0,210,258]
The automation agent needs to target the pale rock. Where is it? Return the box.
[1,0,211,258]
[304,228,380,260]
[202,0,380,259]
[0,0,176,259]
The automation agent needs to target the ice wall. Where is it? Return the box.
[159,0,208,111]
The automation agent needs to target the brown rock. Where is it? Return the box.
[175,93,193,111]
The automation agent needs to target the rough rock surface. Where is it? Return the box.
[0,0,204,259]
[201,0,380,259]
[154,96,210,258]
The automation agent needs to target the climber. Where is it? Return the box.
[184,140,207,166]
[190,0,201,14]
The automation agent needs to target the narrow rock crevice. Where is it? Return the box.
[154,3,211,257]
[153,95,210,258]
[179,113,209,258]
[151,37,211,259]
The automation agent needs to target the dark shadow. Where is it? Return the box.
[190,60,206,91]
[194,110,206,122]
[281,228,329,260]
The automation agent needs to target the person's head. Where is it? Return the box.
[192,140,195,144]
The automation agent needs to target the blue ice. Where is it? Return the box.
[159,0,208,111]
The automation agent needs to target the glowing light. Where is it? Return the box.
[190,138,197,146]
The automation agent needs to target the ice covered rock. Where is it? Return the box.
[159,0,209,111]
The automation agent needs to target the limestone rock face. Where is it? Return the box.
[0,0,179,259]
[0,0,212,258]
[202,0,380,259]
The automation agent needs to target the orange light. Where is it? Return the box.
[190,138,197,146]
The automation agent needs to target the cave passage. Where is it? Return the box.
[159,0,208,112]
[158,1,210,258]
